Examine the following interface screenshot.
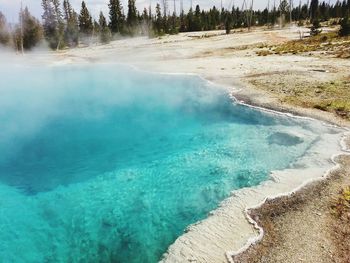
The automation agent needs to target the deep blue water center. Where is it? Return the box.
[0,64,319,262]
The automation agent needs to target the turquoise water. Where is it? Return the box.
[0,64,321,262]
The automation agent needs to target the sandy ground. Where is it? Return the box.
[52,27,350,263]
[233,154,350,263]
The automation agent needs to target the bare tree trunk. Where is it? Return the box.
[279,0,282,28]
[299,29,303,39]
[162,0,168,17]
[56,38,61,51]
[273,0,276,27]
[267,0,270,26]
[289,0,293,25]
[20,1,24,54]
[249,0,254,29]
[241,0,248,30]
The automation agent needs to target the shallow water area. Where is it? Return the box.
[0,63,341,262]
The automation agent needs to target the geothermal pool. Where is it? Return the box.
[0,64,337,262]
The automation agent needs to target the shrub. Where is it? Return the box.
[332,186,350,218]
[297,20,304,27]
[310,19,322,36]
[14,7,43,50]
[0,11,10,45]
[339,17,350,36]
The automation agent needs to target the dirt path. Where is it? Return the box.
[233,155,350,263]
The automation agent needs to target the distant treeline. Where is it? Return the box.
[0,0,349,52]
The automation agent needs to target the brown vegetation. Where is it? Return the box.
[256,32,350,58]
[331,186,350,263]
[247,69,350,120]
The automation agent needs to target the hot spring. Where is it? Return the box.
[0,64,339,262]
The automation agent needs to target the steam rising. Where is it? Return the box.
[0,61,340,263]
[0,61,230,171]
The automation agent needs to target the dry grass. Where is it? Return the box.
[330,186,350,263]
[256,32,350,58]
[249,75,350,120]
[332,186,350,218]
[256,49,273,56]
[283,79,350,120]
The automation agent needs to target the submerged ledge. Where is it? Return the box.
[101,61,350,263]
[117,65,350,262]
[160,115,349,263]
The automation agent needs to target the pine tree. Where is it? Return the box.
[32,0,350,45]
[79,1,93,36]
[154,3,163,34]
[42,0,54,47]
[310,19,321,36]
[332,1,342,18]
[63,0,71,21]
[63,0,79,47]
[0,11,10,45]
[279,0,290,27]
[279,0,289,14]
[179,9,186,32]
[148,5,152,22]
[52,0,65,49]
[127,0,138,33]
[278,1,287,14]
[41,0,60,49]
[140,8,149,35]
[201,10,208,30]
[99,11,112,43]
[193,5,201,31]
[109,0,125,35]
[162,10,169,33]
[319,2,329,21]
[339,15,350,36]
[224,10,232,34]
[142,7,149,24]
[219,7,223,25]
[16,7,43,50]
[210,6,220,29]
[270,5,277,25]
[310,0,319,22]
[169,11,177,34]
[300,4,309,20]
[93,19,100,35]
[261,8,269,25]
[341,0,348,17]
[187,7,194,31]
